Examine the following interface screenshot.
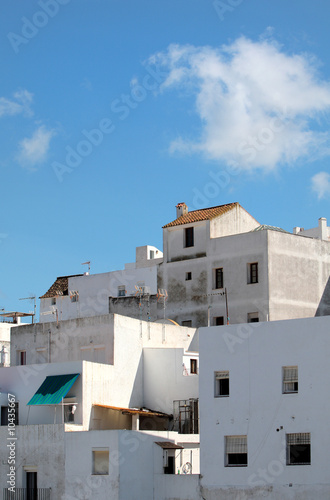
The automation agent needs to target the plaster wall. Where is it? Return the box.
[209,204,259,238]
[39,265,158,323]
[199,316,330,499]
[10,314,115,366]
[0,424,65,497]
[0,362,83,426]
[143,348,199,414]
[164,221,208,264]
[267,231,330,320]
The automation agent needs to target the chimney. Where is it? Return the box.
[176,202,188,219]
[318,217,327,240]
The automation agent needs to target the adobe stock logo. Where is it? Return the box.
[7,0,71,54]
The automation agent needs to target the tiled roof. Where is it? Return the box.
[252,224,289,234]
[39,274,83,299]
[163,202,239,228]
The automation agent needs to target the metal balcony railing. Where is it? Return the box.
[3,489,51,500]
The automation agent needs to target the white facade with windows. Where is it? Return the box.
[199,315,330,499]
[38,203,330,329]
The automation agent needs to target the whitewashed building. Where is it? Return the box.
[38,202,330,328]
[0,314,200,499]
[199,315,330,499]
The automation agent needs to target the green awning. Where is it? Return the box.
[27,373,80,405]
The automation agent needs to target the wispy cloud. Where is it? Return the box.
[151,36,330,171]
[311,171,330,199]
[0,90,33,117]
[17,125,55,169]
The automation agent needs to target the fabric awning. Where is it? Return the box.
[27,374,80,405]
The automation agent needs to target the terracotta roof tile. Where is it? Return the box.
[40,274,83,299]
[163,202,239,228]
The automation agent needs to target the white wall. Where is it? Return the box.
[199,316,330,499]
[39,265,159,323]
[143,348,199,414]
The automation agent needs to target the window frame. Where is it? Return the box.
[190,359,198,375]
[248,262,258,284]
[282,366,298,394]
[185,272,192,281]
[225,435,248,467]
[184,227,194,248]
[214,371,229,397]
[214,316,224,326]
[214,268,224,289]
[92,449,109,475]
[286,433,310,465]
[182,320,192,327]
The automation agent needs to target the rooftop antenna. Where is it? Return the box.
[81,261,91,275]
[19,295,36,324]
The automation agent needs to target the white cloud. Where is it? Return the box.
[17,125,55,169]
[311,171,330,199]
[0,90,33,117]
[151,37,330,171]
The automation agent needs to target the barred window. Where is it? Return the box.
[286,433,310,465]
[225,435,247,466]
[215,371,229,397]
[214,268,224,289]
[248,262,258,284]
[283,366,298,394]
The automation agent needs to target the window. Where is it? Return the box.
[214,268,224,289]
[150,250,155,259]
[182,320,192,327]
[248,263,258,284]
[225,436,248,466]
[17,350,26,366]
[51,297,56,305]
[1,403,19,426]
[247,312,259,323]
[185,272,192,281]
[92,449,109,475]
[190,359,198,374]
[286,433,310,465]
[214,316,224,326]
[184,227,194,248]
[282,366,298,394]
[64,400,77,423]
[118,285,126,297]
[215,371,229,397]
[70,291,79,303]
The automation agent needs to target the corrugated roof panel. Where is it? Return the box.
[27,374,80,405]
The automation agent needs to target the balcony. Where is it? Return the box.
[3,489,51,500]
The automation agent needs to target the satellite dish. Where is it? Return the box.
[182,462,192,474]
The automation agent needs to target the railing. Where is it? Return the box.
[3,489,51,500]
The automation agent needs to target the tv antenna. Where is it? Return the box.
[19,295,36,324]
[81,261,91,274]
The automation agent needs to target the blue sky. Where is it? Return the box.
[1,0,330,317]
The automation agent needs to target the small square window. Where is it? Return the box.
[225,436,247,467]
[92,449,109,475]
[150,250,155,259]
[286,433,310,465]
[182,320,192,327]
[247,312,259,323]
[185,272,192,281]
[282,366,298,394]
[214,268,224,289]
[70,291,79,303]
[51,297,56,306]
[248,263,258,284]
[214,316,224,326]
[190,359,198,374]
[184,227,194,248]
[215,371,229,397]
[118,285,126,297]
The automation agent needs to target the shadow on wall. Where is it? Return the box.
[315,276,330,316]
